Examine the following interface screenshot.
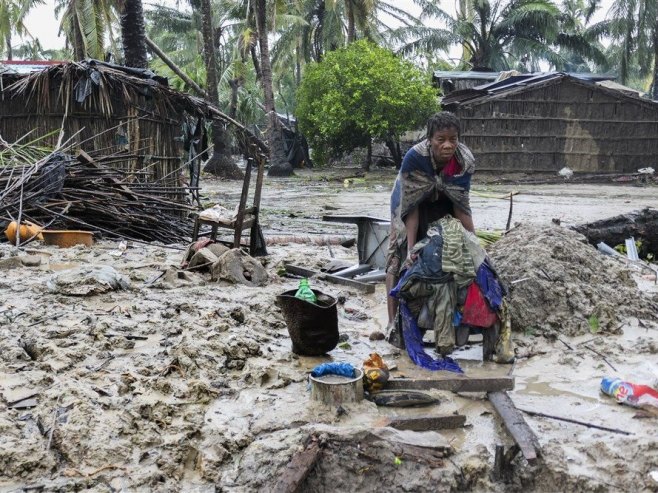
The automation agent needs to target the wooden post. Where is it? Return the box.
[273,441,322,493]
[487,391,540,463]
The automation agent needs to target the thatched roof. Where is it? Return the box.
[0,59,267,155]
[4,59,208,119]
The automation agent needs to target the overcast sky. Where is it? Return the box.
[24,0,615,54]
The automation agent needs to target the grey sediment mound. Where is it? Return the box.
[489,224,658,336]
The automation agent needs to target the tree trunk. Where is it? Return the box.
[346,0,356,43]
[385,138,403,168]
[652,15,658,100]
[295,39,302,87]
[571,208,658,257]
[254,0,293,177]
[5,33,12,60]
[119,0,148,68]
[250,42,262,80]
[146,36,208,98]
[200,0,243,179]
[364,139,372,171]
[228,78,241,119]
[72,12,86,61]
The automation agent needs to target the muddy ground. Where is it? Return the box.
[1,169,657,492]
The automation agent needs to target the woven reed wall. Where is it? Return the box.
[0,74,192,187]
[455,78,658,173]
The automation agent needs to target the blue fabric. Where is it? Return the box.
[390,147,472,217]
[391,278,463,374]
[310,362,356,379]
[399,303,463,373]
[401,226,453,286]
[475,260,505,311]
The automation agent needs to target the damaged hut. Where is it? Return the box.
[437,72,658,174]
[0,60,210,199]
[0,60,219,243]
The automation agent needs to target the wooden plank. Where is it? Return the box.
[284,263,376,294]
[386,415,466,431]
[323,215,388,224]
[487,391,540,463]
[386,377,515,393]
[272,441,322,493]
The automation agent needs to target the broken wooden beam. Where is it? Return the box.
[284,263,375,294]
[385,414,466,431]
[487,391,540,463]
[273,440,322,493]
[386,376,514,393]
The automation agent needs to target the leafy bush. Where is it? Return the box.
[296,40,439,165]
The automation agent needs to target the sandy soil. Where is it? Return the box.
[1,169,657,492]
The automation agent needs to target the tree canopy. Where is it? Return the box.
[296,40,438,166]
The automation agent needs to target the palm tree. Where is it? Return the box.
[55,0,116,61]
[254,0,291,176]
[394,0,605,72]
[0,0,44,60]
[555,0,607,72]
[199,0,244,178]
[605,0,658,98]
[117,0,148,67]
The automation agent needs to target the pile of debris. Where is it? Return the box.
[0,139,193,244]
[489,224,658,336]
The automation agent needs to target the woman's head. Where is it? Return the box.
[427,111,461,164]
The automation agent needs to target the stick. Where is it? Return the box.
[518,408,633,435]
[505,193,513,231]
[584,345,618,371]
[46,395,62,450]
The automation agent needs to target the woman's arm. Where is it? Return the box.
[454,207,475,233]
[404,207,420,249]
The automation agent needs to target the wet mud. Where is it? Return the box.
[1,170,657,492]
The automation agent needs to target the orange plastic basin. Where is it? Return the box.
[41,230,94,248]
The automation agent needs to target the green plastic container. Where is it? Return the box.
[294,278,317,303]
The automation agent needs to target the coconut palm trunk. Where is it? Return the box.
[254,0,292,176]
[5,34,12,60]
[346,0,356,43]
[653,14,658,100]
[118,0,148,68]
[199,0,243,179]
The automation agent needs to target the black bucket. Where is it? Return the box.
[276,289,339,356]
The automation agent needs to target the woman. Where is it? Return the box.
[385,111,475,340]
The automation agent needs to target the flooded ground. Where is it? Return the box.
[1,168,657,492]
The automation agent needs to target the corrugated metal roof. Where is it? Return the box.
[441,72,625,107]
[433,69,615,82]
[433,70,500,81]
[0,60,64,75]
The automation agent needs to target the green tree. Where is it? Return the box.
[605,0,658,97]
[55,0,116,60]
[393,0,605,72]
[0,0,44,60]
[297,40,438,169]
[556,0,607,72]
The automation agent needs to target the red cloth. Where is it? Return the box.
[461,282,498,328]
[440,156,461,177]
